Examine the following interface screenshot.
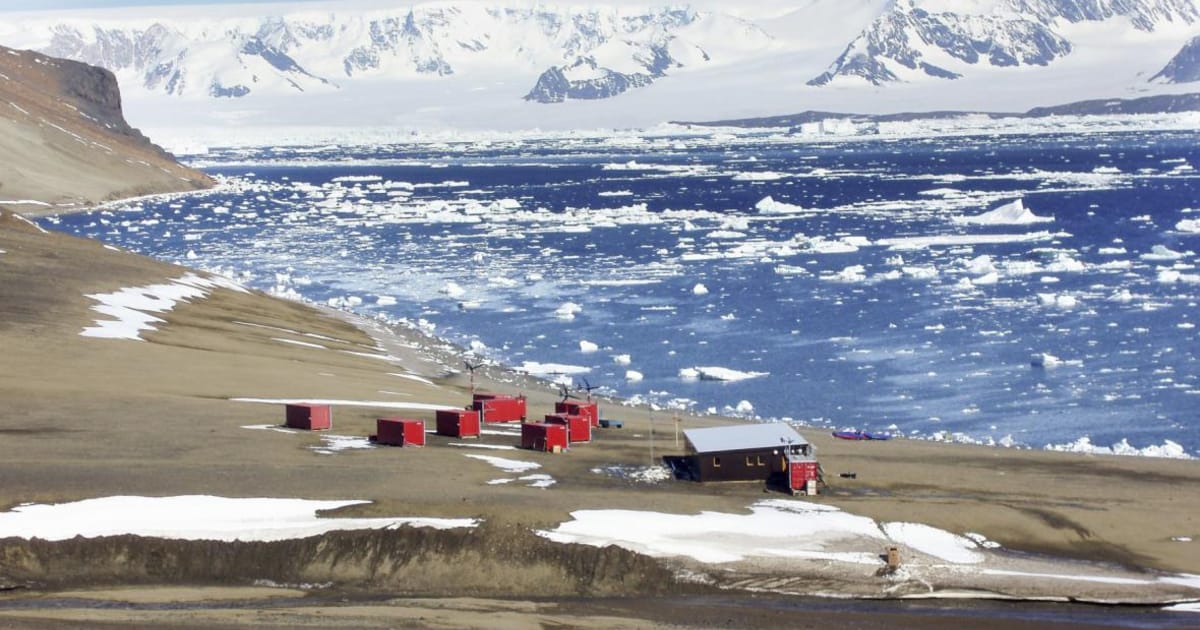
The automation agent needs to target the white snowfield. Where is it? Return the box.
[80,273,247,340]
[537,499,1200,601]
[539,499,987,565]
[0,496,477,542]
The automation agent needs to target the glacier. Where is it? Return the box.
[0,0,1197,131]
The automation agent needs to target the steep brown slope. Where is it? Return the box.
[0,45,210,212]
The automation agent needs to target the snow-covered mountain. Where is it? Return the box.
[810,0,1198,86]
[1153,35,1200,82]
[0,0,1195,131]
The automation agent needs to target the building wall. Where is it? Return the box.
[693,447,791,483]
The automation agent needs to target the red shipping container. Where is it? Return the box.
[521,422,568,452]
[544,413,591,444]
[790,461,819,492]
[436,408,480,438]
[473,392,527,423]
[285,403,331,431]
[555,400,599,428]
[376,417,425,447]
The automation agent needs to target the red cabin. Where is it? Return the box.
[436,408,480,438]
[375,417,425,447]
[555,400,599,428]
[285,403,331,431]
[473,392,526,423]
[544,413,591,444]
[789,460,820,495]
[521,422,568,452]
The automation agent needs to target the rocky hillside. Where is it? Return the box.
[0,44,210,211]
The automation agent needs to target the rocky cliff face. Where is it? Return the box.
[1152,35,1200,83]
[0,45,211,211]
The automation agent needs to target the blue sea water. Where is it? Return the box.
[43,129,1200,456]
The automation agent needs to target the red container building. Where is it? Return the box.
[555,400,599,428]
[544,413,591,444]
[285,403,331,431]
[473,392,527,423]
[376,417,426,447]
[521,422,568,452]
[436,408,480,438]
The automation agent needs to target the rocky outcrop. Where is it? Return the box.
[1151,35,1200,83]
[0,45,211,210]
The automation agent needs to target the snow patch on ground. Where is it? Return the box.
[463,453,541,473]
[80,273,246,340]
[0,496,477,541]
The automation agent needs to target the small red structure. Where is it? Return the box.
[375,417,425,447]
[521,422,568,452]
[544,413,591,444]
[473,392,526,423]
[555,400,599,428]
[789,460,820,495]
[436,408,480,438]
[285,403,331,431]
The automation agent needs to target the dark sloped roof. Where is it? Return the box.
[684,423,808,454]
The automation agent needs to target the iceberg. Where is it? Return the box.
[952,199,1053,225]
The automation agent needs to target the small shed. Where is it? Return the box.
[521,422,568,452]
[544,413,591,444]
[375,417,425,447]
[285,403,331,431]
[473,392,527,423]
[556,400,599,427]
[436,408,480,438]
[682,423,815,487]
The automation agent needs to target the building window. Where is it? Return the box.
[745,456,753,466]
[713,457,721,468]
[756,455,765,466]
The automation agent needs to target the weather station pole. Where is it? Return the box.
[649,404,655,467]
[674,412,680,449]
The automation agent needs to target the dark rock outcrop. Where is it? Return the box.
[1151,35,1200,83]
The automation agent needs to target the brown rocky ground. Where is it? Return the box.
[0,44,211,211]
[2,209,1200,627]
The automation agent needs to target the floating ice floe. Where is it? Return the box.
[1044,437,1193,460]
[80,273,247,340]
[754,196,806,214]
[1142,245,1188,261]
[679,366,768,382]
[877,231,1059,250]
[692,283,709,296]
[626,370,644,382]
[952,199,1053,225]
[612,354,632,366]
[1178,219,1200,234]
[579,340,599,353]
[555,301,583,320]
[517,361,590,378]
[1037,293,1079,309]
[0,496,477,542]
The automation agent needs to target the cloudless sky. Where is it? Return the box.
[2,0,314,10]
